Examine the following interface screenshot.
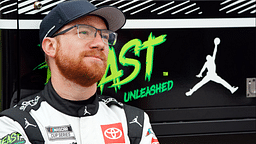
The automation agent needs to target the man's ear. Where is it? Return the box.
[42,37,58,58]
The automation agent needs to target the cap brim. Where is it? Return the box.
[90,6,126,31]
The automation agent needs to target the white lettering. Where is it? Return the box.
[20,96,40,111]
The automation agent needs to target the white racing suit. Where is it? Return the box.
[0,81,159,144]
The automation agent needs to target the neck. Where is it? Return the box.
[51,70,97,101]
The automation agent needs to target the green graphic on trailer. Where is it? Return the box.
[35,33,171,102]
[98,32,167,93]
[124,80,173,102]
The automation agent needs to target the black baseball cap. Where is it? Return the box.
[39,0,126,45]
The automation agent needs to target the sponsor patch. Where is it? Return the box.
[101,123,125,144]
[20,96,40,111]
[151,137,159,144]
[0,132,26,144]
[45,125,75,141]
[101,98,124,107]
[146,128,155,136]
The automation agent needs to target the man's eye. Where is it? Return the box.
[102,34,109,39]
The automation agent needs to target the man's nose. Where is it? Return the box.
[90,31,105,51]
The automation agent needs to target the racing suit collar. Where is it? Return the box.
[41,80,99,117]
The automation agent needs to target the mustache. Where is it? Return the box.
[80,50,107,61]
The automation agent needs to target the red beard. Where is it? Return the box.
[55,46,107,87]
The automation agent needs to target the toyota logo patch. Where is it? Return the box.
[104,128,122,139]
[101,123,125,143]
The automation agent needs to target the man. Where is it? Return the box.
[0,0,159,144]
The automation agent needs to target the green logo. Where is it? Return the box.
[0,132,26,144]
[124,80,173,102]
[35,32,171,102]
[98,32,167,94]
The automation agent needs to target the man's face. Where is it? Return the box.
[55,15,109,87]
